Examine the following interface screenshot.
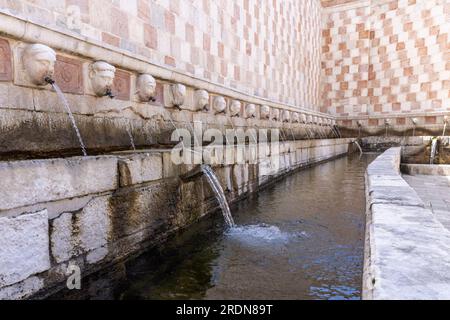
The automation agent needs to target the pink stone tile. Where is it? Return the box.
[54,55,83,94]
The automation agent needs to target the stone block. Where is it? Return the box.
[0,210,50,288]
[0,276,44,300]
[0,83,34,110]
[118,153,163,187]
[0,156,118,211]
[50,197,109,264]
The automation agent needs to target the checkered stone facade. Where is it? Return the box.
[0,0,323,110]
[322,0,450,117]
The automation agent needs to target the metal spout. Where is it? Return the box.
[105,88,115,99]
[44,76,55,85]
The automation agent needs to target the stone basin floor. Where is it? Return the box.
[403,175,450,230]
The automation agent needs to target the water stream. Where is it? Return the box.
[52,83,87,156]
[430,138,438,165]
[201,165,235,228]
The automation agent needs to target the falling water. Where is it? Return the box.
[246,120,258,144]
[304,124,313,139]
[52,83,87,156]
[289,123,296,141]
[443,123,447,137]
[333,125,342,138]
[201,164,235,228]
[430,138,438,165]
[353,140,363,157]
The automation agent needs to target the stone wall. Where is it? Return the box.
[0,0,322,108]
[0,8,335,158]
[0,138,352,299]
[322,0,450,132]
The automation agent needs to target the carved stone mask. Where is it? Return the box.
[170,84,186,107]
[194,90,210,111]
[272,109,280,121]
[282,110,290,123]
[213,96,227,114]
[137,74,156,102]
[245,104,256,119]
[229,100,241,117]
[260,105,271,119]
[300,114,307,123]
[23,44,56,85]
[89,61,116,96]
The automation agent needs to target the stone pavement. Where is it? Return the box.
[403,174,450,231]
[364,148,450,300]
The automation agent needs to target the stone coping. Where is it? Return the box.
[364,147,450,300]
[401,164,450,177]
[0,10,328,119]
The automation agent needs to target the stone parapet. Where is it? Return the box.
[363,147,450,300]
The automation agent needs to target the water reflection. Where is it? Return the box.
[52,154,376,300]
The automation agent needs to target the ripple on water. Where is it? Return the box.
[226,224,308,245]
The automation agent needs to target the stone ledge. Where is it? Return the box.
[0,156,118,212]
[401,164,450,177]
[364,147,450,300]
[118,153,163,187]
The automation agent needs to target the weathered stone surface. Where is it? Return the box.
[0,83,34,110]
[401,164,450,176]
[0,276,44,300]
[364,147,450,300]
[0,156,118,211]
[368,203,450,300]
[108,181,180,241]
[118,153,163,187]
[50,197,109,264]
[50,212,77,264]
[0,38,12,81]
[0,210,50,288]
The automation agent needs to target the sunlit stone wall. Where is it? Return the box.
[0,0,323,109]
[321,0,450,130]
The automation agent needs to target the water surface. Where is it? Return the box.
[53,154,375,300]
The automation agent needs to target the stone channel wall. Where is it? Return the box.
[0,138,352,299]
[363,147,450,299]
